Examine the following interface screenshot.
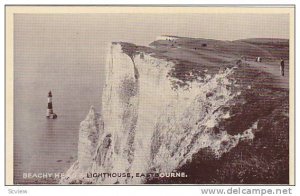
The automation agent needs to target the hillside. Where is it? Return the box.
[61,36,289,184]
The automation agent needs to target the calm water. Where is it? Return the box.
[14,63,104,184]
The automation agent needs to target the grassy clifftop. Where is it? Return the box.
[138,36,289,184]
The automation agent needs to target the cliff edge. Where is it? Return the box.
[61,36,289,184]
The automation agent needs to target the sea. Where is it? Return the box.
[13,61,104,184]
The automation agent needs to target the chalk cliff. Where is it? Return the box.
[60,36,289,184]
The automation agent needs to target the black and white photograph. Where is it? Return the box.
[5,6,294,186]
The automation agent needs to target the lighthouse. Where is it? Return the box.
[46,91,57,119]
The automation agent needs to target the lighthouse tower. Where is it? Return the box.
[47,91,57,119]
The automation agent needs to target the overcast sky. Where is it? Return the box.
[14,13,289,71]
[15,13,289,46]
[14,13,290,91]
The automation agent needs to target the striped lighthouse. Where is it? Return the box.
[47,91,57,119]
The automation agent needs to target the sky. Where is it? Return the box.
[15,13,289,46]
[14,13,290,75]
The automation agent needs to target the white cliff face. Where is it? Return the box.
[97,43,140,183]
[61,42,255,184]
[60,106,103,184]
[149,69,256,174]
[77,106,103,169]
